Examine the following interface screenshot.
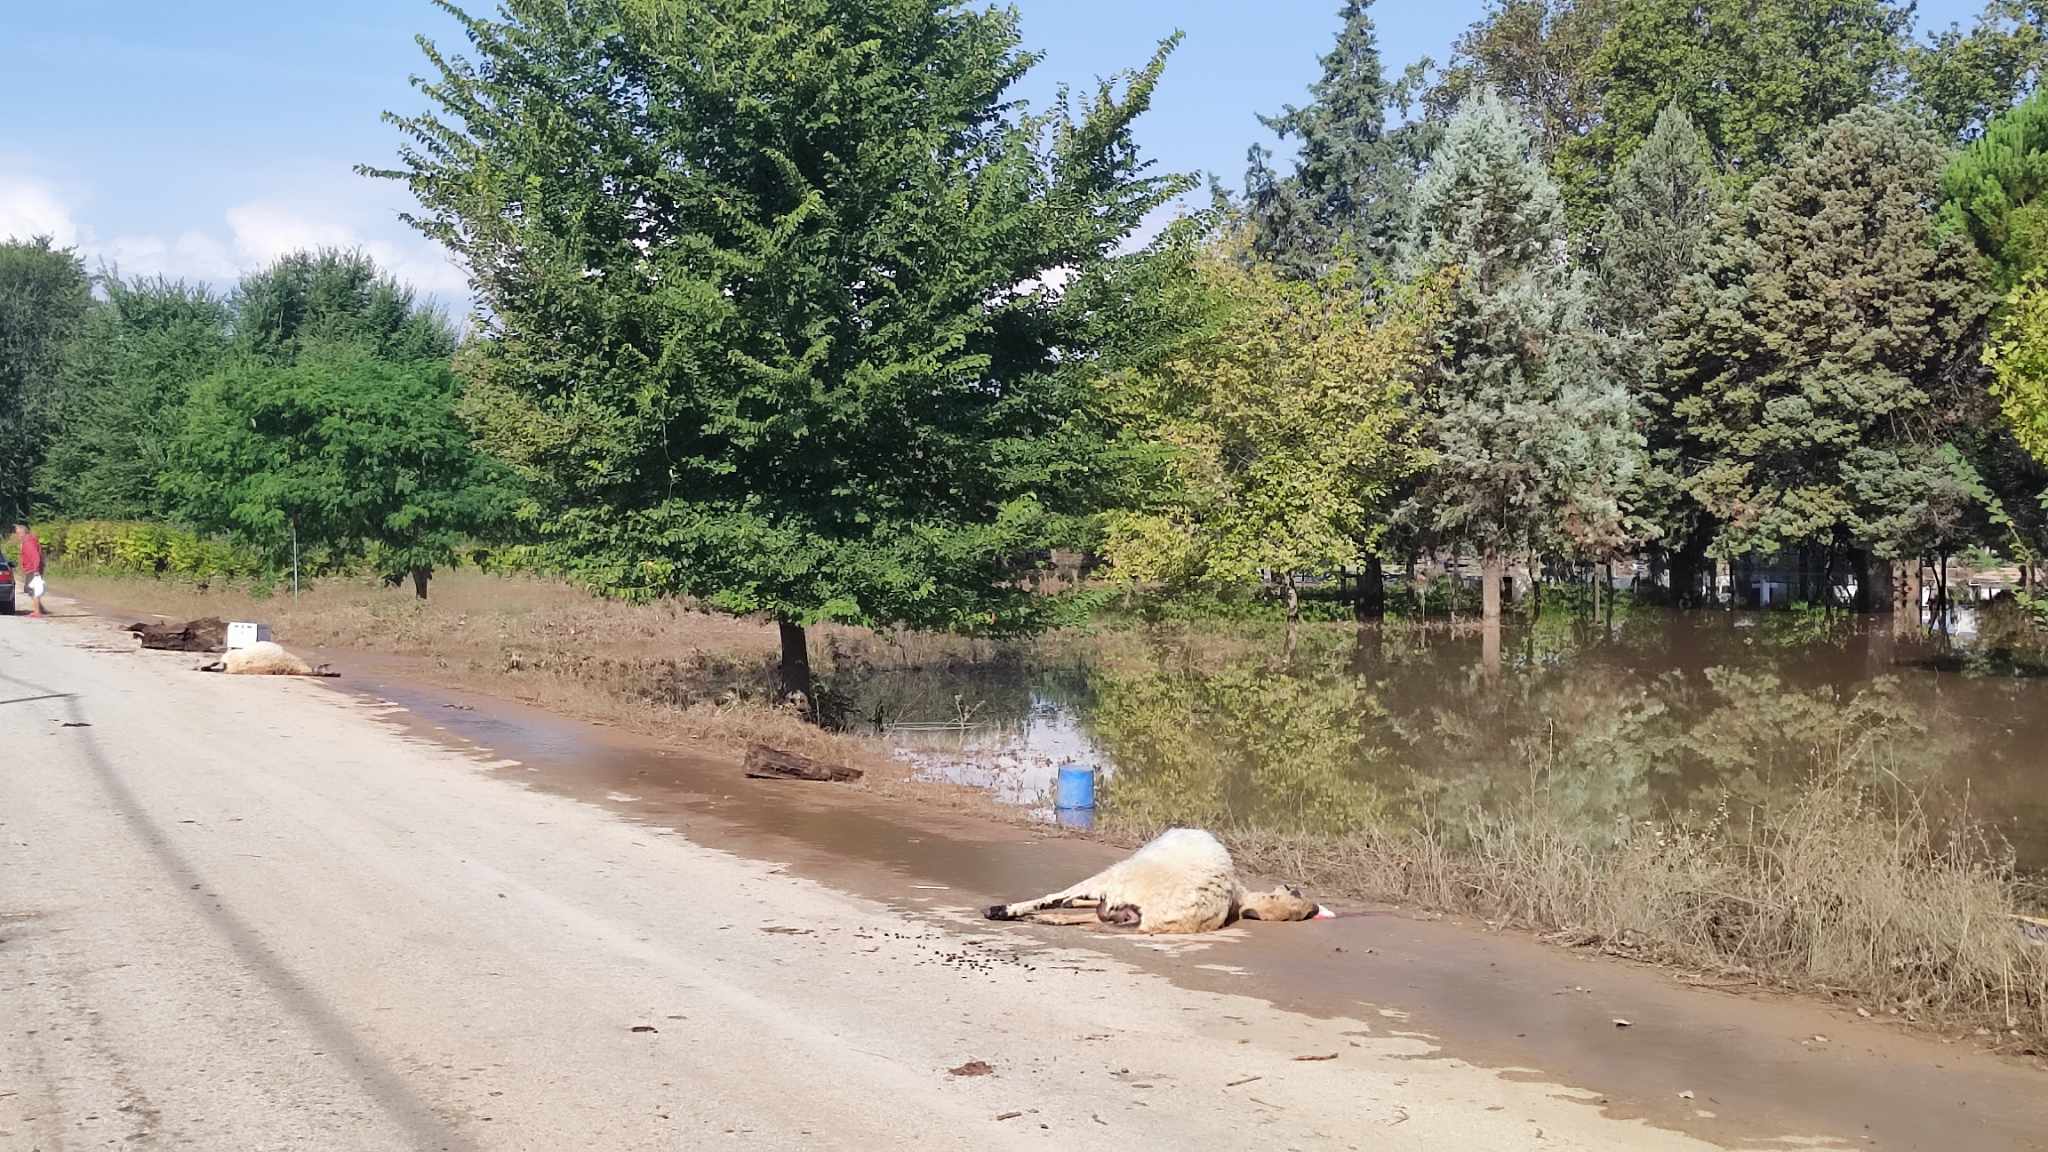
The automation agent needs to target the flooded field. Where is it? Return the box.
[859,608,2048,873]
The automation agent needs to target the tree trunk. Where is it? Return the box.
[1356,559,1385,621]
[1282,573,1301,624]
[410,567,431,601]
[1648,548,1669,605]
[1412,554,1428,618]
[777,617,814,708]
[1481,549,1503,626]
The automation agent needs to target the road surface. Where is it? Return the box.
[0,611,2040,1150]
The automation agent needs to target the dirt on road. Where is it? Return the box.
[3,608,2044,1150]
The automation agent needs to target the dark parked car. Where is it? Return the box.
[0,556,14,614]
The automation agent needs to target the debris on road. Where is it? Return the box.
[1293,1053,1338,1062]
[630,1025,659,1034]
[744,744,863,783]
[994,1111,1023,1122]
[128,617,227,652]
[949,1060,995,1077]
[1225,1076,1262,1087]
[1613,1019,1633,1028]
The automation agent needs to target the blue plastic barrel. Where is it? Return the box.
[1056,805,1096,832]
[1055,763,1095,811]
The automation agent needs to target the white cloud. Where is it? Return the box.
[0,176,79,246]
[1,173,472,310]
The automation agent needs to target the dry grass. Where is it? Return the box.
[1216,774,2047,1050]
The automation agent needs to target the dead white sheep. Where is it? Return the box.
[984,828,1319,934]
[210,641,314,677]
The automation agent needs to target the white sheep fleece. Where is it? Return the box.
[986,828,1315,934]
[220,641,313,677]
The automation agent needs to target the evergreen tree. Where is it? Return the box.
[1249,1,1429,276]
[1430,0,1618,229]
[1402,89,1637,624]
[373,0,1187,698]
[38,275,231,520]
[1677,106,1990,573]
[1597,104,1726,598]
[0,237,91,520]
[1940,89,2048,292]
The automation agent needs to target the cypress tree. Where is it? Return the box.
[1403,89,1637,625]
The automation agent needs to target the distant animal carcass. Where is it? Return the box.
[213,641,314,677]
[984,828,1319,934]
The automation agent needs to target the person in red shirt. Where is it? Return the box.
[14,522,44,617]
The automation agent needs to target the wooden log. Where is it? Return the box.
[743,744,863,783]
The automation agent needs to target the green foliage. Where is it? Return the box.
[1941,89,2048,293]
[0,236,92,520]
[1100,237,1431,604]
[374,0,1189,644]
[29,520,262,582]
[1430,0,1618,229]
[231,248,456,364]
[1675,106,1991,559]
[1599,103,1728,556]
[1589,0,1910,192]
[1402,88,1638,563]
[163,346,514,579]
[1247,0,1431,275]
[1910,0,2048,140]
[1986,275,2048,464]
[38,276,231,520]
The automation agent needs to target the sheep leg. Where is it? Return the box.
[984,880,1098,922]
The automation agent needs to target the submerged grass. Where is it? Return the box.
[1217,774,2047,1050]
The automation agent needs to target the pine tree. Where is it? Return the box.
[1597,104,1726,599]
[1250,1,1429,276]
[1677,106,1990,575]
[1402,89,1637,624]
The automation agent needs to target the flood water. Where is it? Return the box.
[857,608,2048,872]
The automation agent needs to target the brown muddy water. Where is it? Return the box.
[858,609,2048,873]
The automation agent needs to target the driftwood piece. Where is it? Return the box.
[743,744,863,783]
[127,617,228,652]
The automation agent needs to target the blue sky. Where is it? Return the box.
[0,1,1987,307]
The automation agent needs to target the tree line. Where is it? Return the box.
[0,245,510,595]
[9,0,2048,697]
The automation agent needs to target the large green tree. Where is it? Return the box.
[1675,106,1989,577]
[373,0,1188,698]
[1247,0,1431,277]
[0,237,91,520]
[38,275,231,520]
[1101,235,1432,620]
[1597,103,1727,599]
[164,345,511,598]
[1401,88,1637,625]
[1910,0,2048,140]
[1590,0,1910,188]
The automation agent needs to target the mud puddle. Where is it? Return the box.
[318,662,2047,1152]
